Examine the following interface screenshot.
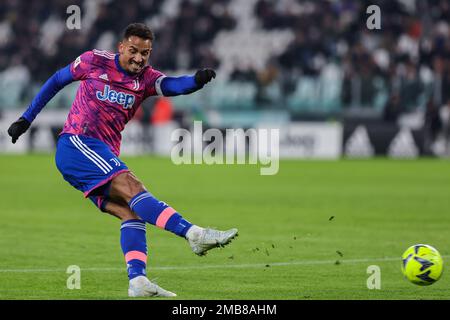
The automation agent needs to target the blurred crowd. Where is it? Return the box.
[254,0,450,108]
[0,0,234,82]
[0,0,450,143]
[251,0,450,151]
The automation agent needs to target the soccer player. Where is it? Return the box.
[7,23,238,297]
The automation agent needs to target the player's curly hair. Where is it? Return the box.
[123,23,154,41]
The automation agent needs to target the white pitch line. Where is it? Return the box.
[1,255,447,273]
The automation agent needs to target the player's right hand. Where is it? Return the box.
[7,117,31,144]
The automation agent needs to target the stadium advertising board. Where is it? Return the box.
[262,122,343,159]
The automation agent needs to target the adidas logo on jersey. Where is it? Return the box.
[99,73,109,81]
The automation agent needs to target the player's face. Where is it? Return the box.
[118,36,152,74]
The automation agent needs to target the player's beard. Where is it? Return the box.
[129,60,144,73]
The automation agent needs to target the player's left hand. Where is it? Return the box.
[195,69,216,86]
[7,117,31,144]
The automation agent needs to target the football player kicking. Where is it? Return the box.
[7,23,238,298]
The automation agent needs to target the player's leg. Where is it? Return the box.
[108,171,194,237]
[89,196,175,297]
[89,196,148,278]
[108,171,238,256]
[55,134,175,297]
[106,201,175,297]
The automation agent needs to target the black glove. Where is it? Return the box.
[7,117,31,144]
[195,69,216,86]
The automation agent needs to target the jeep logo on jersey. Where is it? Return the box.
[96,85,135,109]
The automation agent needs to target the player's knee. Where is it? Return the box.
[110,171,146,203]
[104,200,141,221]
[119,211,142,222]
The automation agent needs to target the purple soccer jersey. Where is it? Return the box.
[61,49,164,156]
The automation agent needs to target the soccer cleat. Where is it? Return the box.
[187,227,238,256]
[128,276,177,298]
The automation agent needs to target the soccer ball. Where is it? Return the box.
[401,244,443,286]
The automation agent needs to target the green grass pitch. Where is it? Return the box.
[0,154,449,299]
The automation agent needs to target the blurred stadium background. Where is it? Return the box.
[0,0,449,158]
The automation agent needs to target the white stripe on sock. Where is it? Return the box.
[121,223,146,230]
[121,227,146,232]
[130,193,152,209]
